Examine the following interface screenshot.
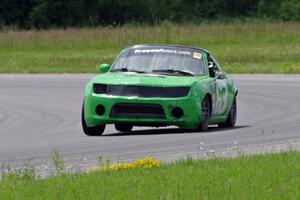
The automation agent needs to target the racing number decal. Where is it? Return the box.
[212,80,228,116]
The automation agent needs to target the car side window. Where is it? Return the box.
[208,55,219,78]
[211,55,223,72]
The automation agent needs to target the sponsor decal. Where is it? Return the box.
[212,80,228,115]
[193,52,202,59]
[134,48,192,56]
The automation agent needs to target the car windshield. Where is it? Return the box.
[110,46,205,76]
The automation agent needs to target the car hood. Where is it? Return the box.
[91,72,207,87]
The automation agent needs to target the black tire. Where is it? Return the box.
[218,96,237,128]
[115,123,133,132]
[82,104,105,136]
[198,96,211,131]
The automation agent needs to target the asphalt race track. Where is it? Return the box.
[1,74,300,168]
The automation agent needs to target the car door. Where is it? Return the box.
[208,55,229,117]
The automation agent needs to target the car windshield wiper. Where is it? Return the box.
[152,69,196,76]
[110,67,146,73]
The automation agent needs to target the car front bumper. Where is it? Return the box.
[84,93,203,129]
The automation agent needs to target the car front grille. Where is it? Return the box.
[110,103,165,119]
[93,84,190,98]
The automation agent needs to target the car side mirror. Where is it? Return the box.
[99,63,111,73]
[215,71,225,79]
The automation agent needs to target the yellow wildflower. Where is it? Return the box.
[89,156,161,173]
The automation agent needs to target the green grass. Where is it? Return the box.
[0,21,300,73]
[1,152,300,199]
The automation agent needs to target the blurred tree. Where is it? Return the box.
[177,0,227,22]
[28,1,49,29]
[0,0,33,28]
[0,0,299,29]
[46,0,85,28]
[83,0,101,25]
[257,0,281,19]
[227,0,259,17]
[279,0,300,20]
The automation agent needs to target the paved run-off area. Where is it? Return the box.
[0,74,300,170]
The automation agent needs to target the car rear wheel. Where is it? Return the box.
[82,103,105,136]
[218,97,237,128]
[198,96,211,131]
[115,124,133,132]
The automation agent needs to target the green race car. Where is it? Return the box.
[82,45,238,136]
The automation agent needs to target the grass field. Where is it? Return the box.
[0,21,299,73]
[1,151,300,199]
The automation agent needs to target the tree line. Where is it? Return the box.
[0,0,299,29]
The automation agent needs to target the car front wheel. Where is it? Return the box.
[198,96,211,131]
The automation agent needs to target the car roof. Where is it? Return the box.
[126,44,211,55]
